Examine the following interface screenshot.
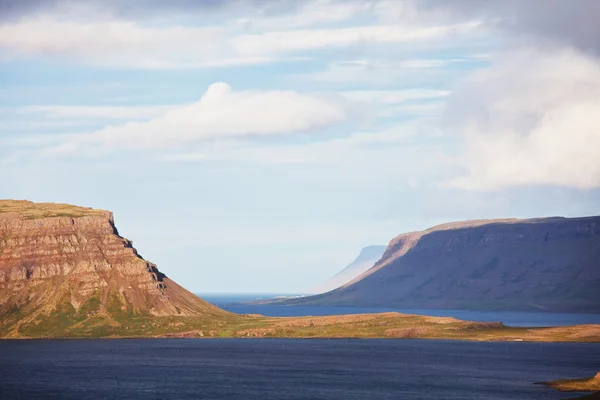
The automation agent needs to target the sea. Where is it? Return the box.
[1,339,598,399]
[201,293,600,327]
[2,294,599,399]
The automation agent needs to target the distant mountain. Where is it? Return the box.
[278,217,600,313]
[310,246,386,294]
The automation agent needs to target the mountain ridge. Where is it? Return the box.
[1,200,599,341]
[277,216,600,312]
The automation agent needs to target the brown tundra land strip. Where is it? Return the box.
[537,372,600,399]
[1,200,599,341]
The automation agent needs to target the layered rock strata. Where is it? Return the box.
[0,201,226,336]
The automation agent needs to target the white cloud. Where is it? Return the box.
[340,89,448,119]
[0,105,179,140]
[0,8,480,69]
[233,0,370,30]
[2,88,442,153]
[160,123,430,166]
[42,82,349,156]
[446,48,600,190]
[340,89,450,103]
[4,105,177,120]
[305,57,474,84]
[0,17,260,68]
[231,22,480,55]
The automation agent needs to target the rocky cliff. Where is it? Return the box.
[1,201,599,341]
[280,217,600,312]
[310,245,386,294]
[0,200,228,337]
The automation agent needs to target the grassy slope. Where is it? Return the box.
[0,200,107,219]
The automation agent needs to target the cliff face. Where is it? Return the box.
[310,246,386,294]
[0,201,227,337]
[283,217,600,312]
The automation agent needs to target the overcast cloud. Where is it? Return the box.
[414,0,600,54]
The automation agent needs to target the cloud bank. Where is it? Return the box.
[413,0,600,190]
[3,0,599,191]
[0,1,479,69]
[446,48,600,190]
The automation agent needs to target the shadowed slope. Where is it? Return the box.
[278,217,600,312]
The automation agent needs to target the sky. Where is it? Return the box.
[1,0,599,293]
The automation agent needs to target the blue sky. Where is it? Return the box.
[1,0,599,293]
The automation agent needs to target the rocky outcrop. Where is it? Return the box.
[310,245,386,294]
[0,200,227,336]
[280,217,600,312]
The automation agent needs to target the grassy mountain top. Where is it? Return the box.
[0,200,108,219]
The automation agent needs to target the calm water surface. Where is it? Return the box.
[218,304,600,327]
[200,294,600,327]
[0,339,598,400]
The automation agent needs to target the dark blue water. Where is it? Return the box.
[218,305,600,327]
[199,294,600,327]
[0,339,598,400]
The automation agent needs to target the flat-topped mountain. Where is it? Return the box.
[0,200,228,337]
[278,217,600,312]
[310,245,386,294]
[1,201,598,341]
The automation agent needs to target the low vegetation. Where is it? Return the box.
[3,295,600,341]
[0,200,106,219]
[539,374,600,392]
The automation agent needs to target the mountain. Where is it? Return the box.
[278,217,600,313]
[311,246,386,294]
[0,200,230,337]
[1,201,598,341]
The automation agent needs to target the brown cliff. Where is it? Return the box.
[279,217,600,312]
[0,200,227,337]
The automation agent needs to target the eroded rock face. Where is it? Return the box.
[282,217,600,312]
[0,201,225,333]
[0,213,162,295]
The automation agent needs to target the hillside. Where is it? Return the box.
[0,200,231,337]
[310,245,386,294]
[278,217,600,312]
[1,201,598,341]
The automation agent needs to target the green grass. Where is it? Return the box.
[78,295,102,317]
[18,300,79,337]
